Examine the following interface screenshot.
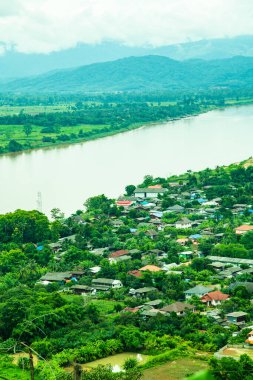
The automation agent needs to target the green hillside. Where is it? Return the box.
[2,55,253,93]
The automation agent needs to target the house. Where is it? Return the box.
[218,266,242,279]
[168,182,185,188]
[178,251,193,260]
[175,218,192,229]
[116,200,134,207]
[71,285,95,295]
[235,225,253,235]
[160,302,195,316]
[209,262,225,271]
[245,331,253,345]
[162,263,179,271]
[111,219,124,228]
[123,307,141,313]
[176,238,189,246]
[226,311,248,325]
[39,272,76,284]
[206,256,253,268]
[89,266,101,274]
[201,291,229,307]
[144,299,163,308]
[185,285,211,299]
[189,234,202,241]
[229,282,253,295]
[129,287,158,297]
[92,278,123,290]
[128,270,143,278]
[109,255,131,264]
[150,211,163,219]
[145,230,159,239]
[141,309,164,318]
[134,188,167,199]
[166,205,185,213]
[90,248,108,256]
[109,250,129,258]
[139,265,163,273]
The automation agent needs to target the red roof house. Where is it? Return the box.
[128,270,143,278]
[201,291,229,307]
[109,250,129,258]
[235,225,253,235]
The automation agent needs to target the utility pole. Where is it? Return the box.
[29,349,35,380]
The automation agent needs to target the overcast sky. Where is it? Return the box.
[0,0,252,54]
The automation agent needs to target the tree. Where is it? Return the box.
[8,139,23,152]
[51,208,65,220]
[125,185,136,196]
[23,124,33,137]
[210,354,253,380]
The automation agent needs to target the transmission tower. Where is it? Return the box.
[36,192,42,212]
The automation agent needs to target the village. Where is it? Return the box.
[34,162,253,365]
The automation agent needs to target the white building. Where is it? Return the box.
[134,188,167,198]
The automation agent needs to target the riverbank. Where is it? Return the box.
[0,98,252,157]
[1,103,253,216]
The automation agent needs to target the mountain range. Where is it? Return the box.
[1,55,253,93]
[0,35,253,79]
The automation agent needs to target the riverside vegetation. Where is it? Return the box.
[0,89,253,155]
[1,159,253,378]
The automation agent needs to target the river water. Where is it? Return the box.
[1,105,253,216]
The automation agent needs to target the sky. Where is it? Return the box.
[0,0,252,54]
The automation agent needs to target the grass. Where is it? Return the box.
[0,356,40,380]
[87,299,125,314]
[142,357,209,380]
[61,294,124,314]
[0,123,108,143]
[221,346,253,359]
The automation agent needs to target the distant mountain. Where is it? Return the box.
[0,35,253,79]
[2,55,253,93]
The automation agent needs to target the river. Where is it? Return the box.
[1,105,253,216]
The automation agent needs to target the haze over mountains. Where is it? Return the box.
[0,35,253,79]
[1,55,253,94]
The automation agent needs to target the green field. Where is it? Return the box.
[0,104,72,116]
[143,357,209,380]
[0,123,109,149]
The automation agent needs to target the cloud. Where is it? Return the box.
[0,0,252,53]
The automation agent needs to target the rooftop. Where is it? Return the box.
[161,302,194,313]
[139,265,163,272]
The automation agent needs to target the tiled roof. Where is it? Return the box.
[202,291,229,302]
[161,302,194,313]
[109,250,129,258]
[235,225,253,231]
[139,265,162,272]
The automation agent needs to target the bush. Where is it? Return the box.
[18,356,30,370]
[123,358,138,370]
[42,136,55,143]
[142,346,190,369]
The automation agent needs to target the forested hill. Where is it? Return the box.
[2,55,253,93]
